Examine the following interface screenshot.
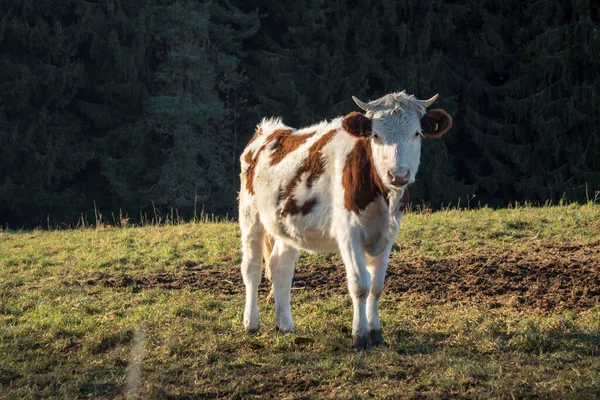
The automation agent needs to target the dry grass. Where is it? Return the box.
[1,204,599,399]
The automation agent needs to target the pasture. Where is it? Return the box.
[1,204,600,399]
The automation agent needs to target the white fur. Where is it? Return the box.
[239,91,437,347]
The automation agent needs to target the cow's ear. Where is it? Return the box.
[342,111,372,137]
[421,109,452,138]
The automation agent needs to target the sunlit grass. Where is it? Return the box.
[1,204,599,398]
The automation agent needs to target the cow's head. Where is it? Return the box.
[346,91,452,191]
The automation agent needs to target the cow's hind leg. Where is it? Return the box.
[268,239,299,332]
[366,243,393,346]
[241,222,264,332]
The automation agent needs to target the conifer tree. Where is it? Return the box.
[1,0,598,226]
[138,0,258,216]
[240,0,375,127]
[0,0,90,225]
[505,0,600,202]
[75,0,154,213]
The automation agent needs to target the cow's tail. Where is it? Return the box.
[262,234,275,302]
[262,234,275,280]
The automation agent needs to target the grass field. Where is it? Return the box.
[1,204,600,399]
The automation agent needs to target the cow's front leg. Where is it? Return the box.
[366,243,393,346]
[338,229,371,350]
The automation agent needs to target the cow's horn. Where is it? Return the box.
[352,96,370,112]
[420,93,439,108]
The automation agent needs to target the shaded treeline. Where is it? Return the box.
[0,0,598,227]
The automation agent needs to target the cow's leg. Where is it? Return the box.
[337,229,371,350]
[241,222,264,332]
[269,239,299,332]
[366,243,393,346]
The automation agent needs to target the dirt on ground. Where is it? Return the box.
[78,241,600,311]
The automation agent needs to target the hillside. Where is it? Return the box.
[1,204,599,398]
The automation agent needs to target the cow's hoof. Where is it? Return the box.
[245,325,259,334]
[244,318,260,333]
[352,333,372,351]
[370,329,386,346]
[275,324,296,333]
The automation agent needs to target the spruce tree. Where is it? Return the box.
[240,0,375,127]
[75,0,154,213]
[0,0,90,225]
[505,0,600,202]
[139,0,258,216]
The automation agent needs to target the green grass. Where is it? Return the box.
[1,204,599,399]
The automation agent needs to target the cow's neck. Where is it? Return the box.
[341,137,389,214]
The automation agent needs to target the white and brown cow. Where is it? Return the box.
[239,91,452,349]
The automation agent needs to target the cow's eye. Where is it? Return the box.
[415,129,423,138]
[370,133,379,140]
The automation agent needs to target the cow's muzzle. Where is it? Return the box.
[388,168,410,187]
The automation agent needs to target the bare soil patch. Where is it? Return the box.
[385,241,600,310]
[77,242,600,310]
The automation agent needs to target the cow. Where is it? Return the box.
[238,91,452,350]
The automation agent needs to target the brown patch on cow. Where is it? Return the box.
[342,138,389,213]
[246,126,263,147]
[342,112,372,137]
[421,109,452,138]
[280,130,337,217]
[284,130,337,197]
[282,198,318,216]
[266,129,316,166]
[244,145,266,195]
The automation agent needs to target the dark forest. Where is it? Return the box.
[1,0,598,227]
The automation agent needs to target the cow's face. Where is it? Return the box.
[349,92,452,191]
